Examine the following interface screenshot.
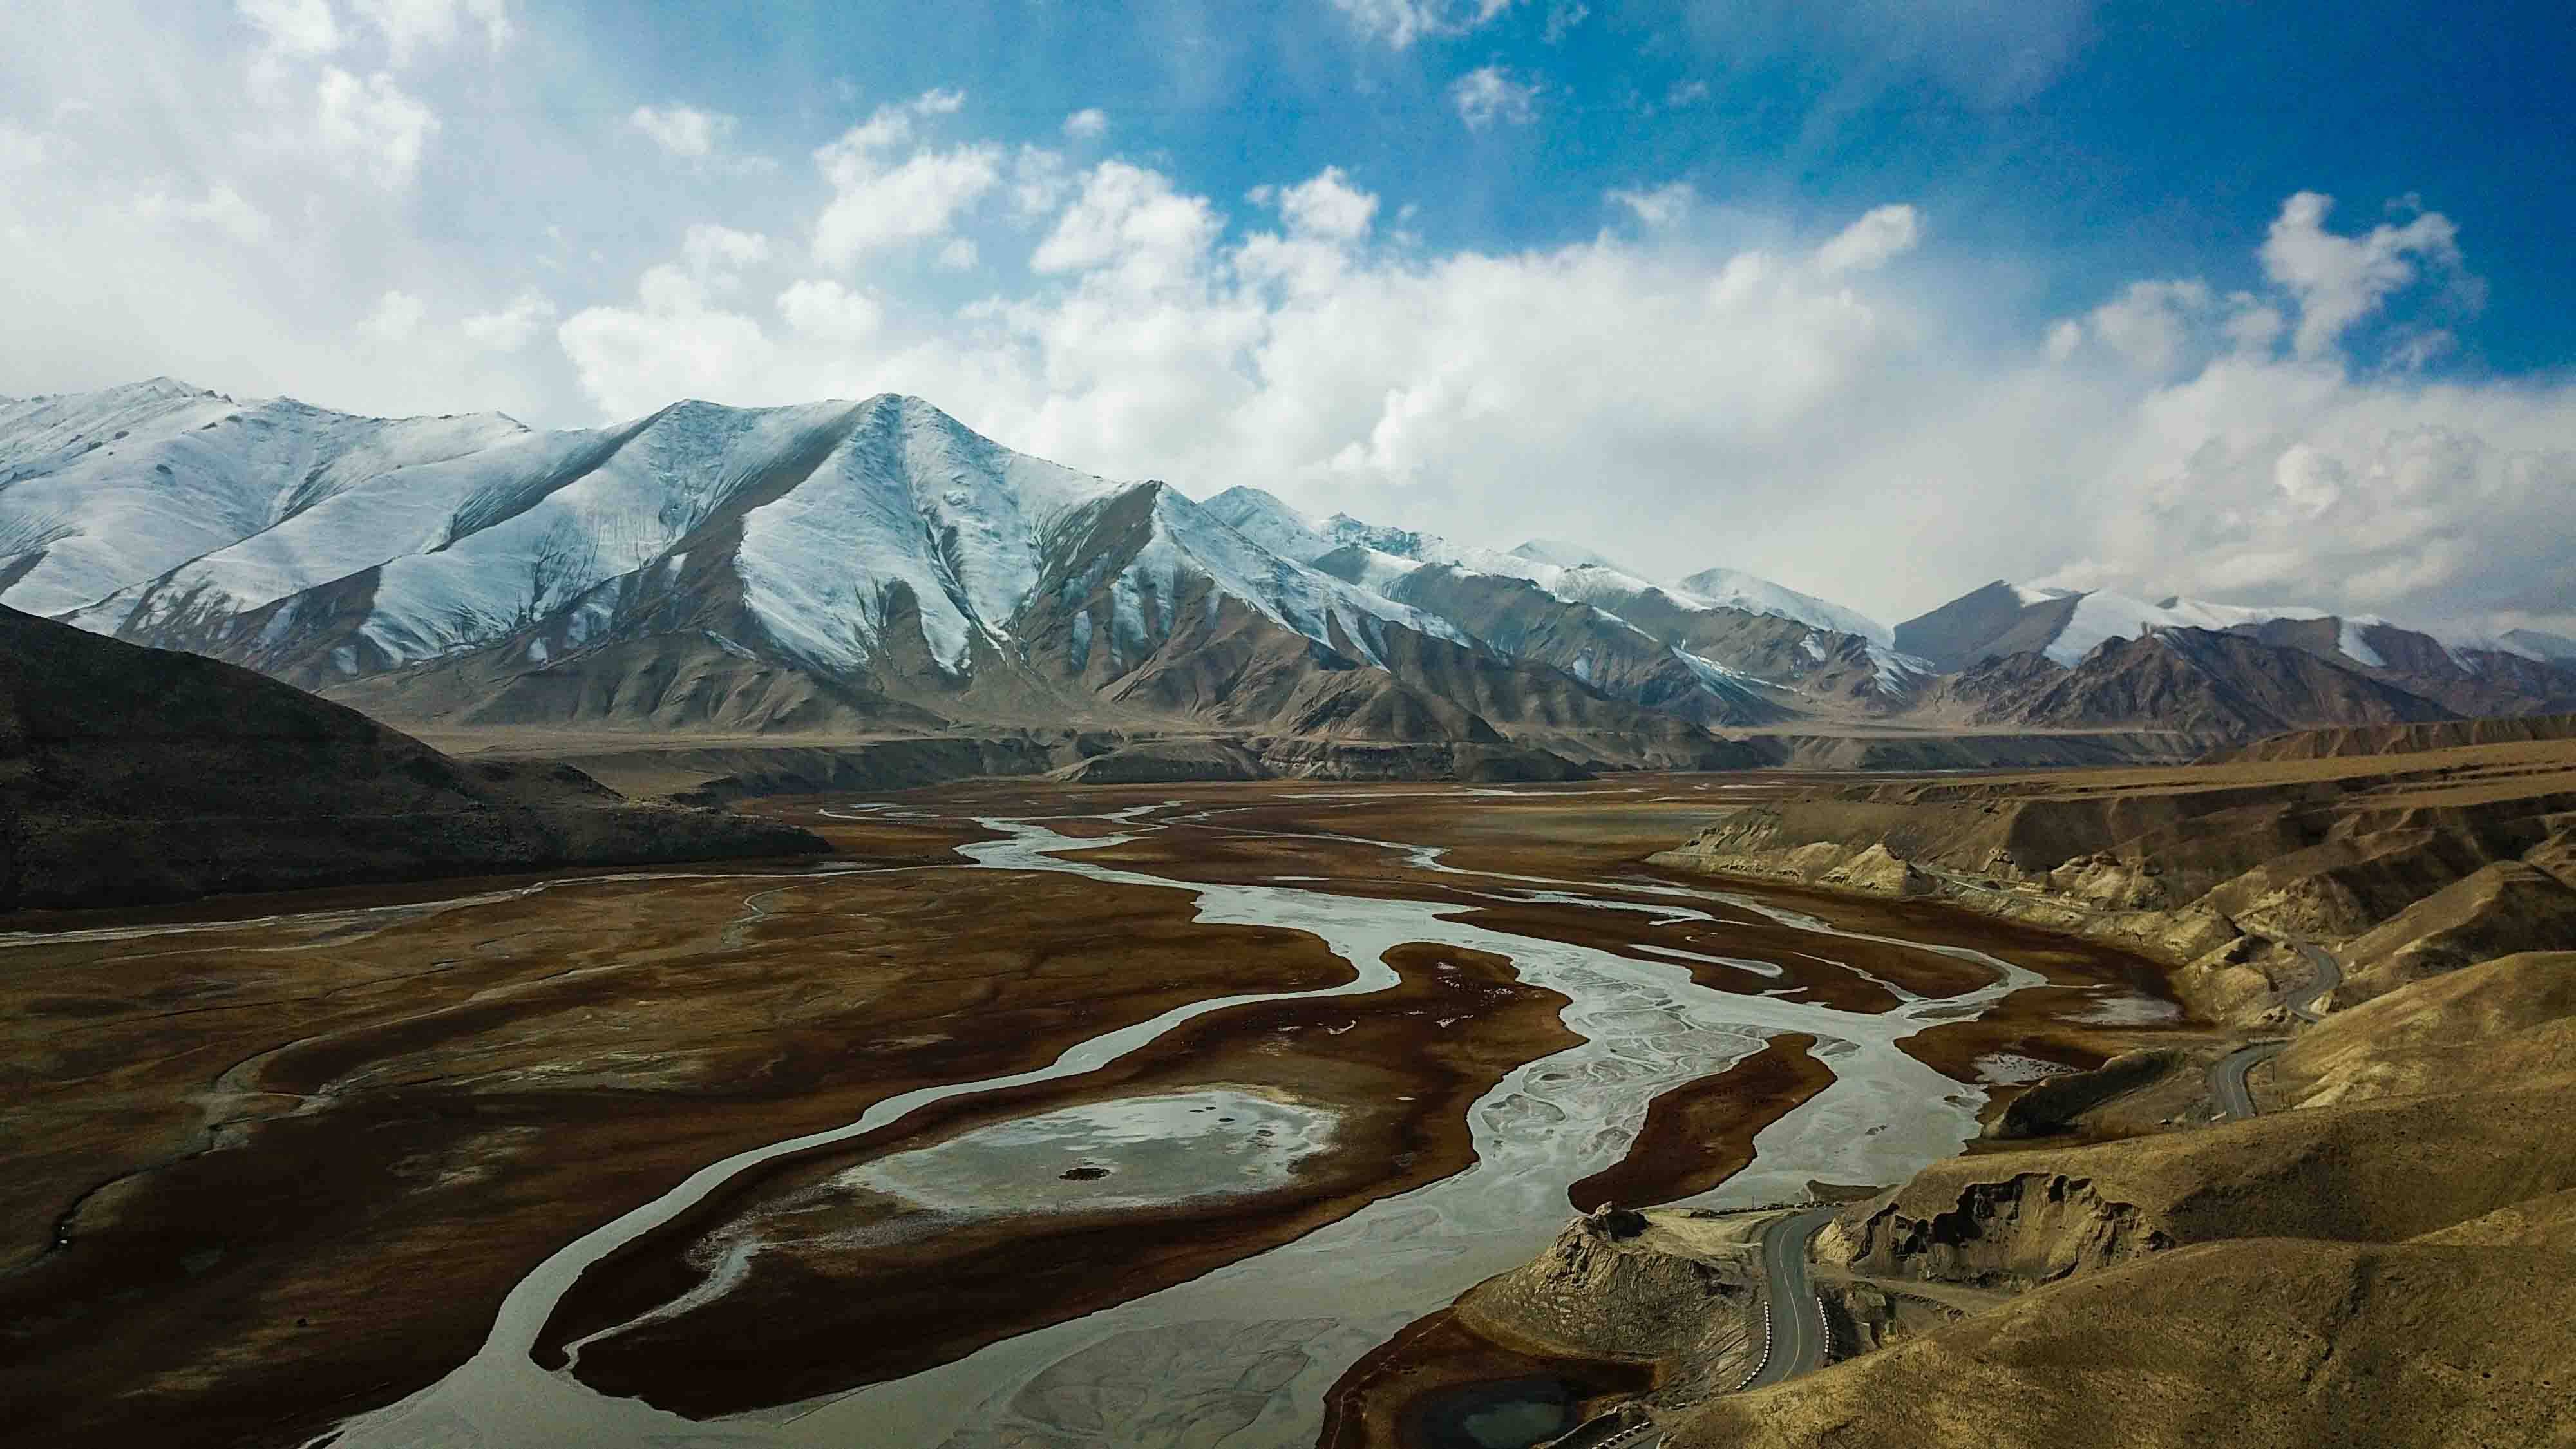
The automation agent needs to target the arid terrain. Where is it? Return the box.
[3,774,2203,1448]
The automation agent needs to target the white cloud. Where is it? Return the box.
[776,278,882,343]
[1607,182,1693,228]
[1032,160,1222,287]
[459,288,555,351]
[2082,279,2211,373]
[2260,191,2470,359]
[351,0,514,64]
[810,91,999,265]
[559,265,779,417]
[1009,145,1072,218]
[315,67,439,187]
[936,237,979,270]
[1813,204,1920,274]
[363,289,427,341]
[813,144,1001,265]
[238,0,341,56]
[1542,1,1587,44]
[1062,108,1108,140]
[1450,66,1538,129]
[679,222,769,285]
[1272,167,1378,241]
[629,104,734,160]
[1330,0,1515,50]
[0,122,48,172]
[1665,79,1710,107]
[133,180,274,243]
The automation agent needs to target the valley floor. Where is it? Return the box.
[0,777,2194,1449]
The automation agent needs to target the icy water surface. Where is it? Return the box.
[849,1088,1341,1215]
[317,804,2044,1449]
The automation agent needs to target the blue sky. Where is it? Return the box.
[549,0,2576,368]
[2,1,2570,629]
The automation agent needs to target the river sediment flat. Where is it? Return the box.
[3,777,2205,1449]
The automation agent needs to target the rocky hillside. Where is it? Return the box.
[1897,578,2576,723]
[1927,628,2455,738]
[1539,730,2576,1446]
[1654,725,2576,1026]
[0,606,826,911]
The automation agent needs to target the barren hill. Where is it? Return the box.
[0,606,824,911]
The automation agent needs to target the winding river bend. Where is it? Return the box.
[317,802,2052,1449]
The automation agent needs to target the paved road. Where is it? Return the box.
[2208,936,2343,1120]
[2283,937,2342,1021]
[1741,1206,1838,1388]
[2208,1039,2286,1120]
[1548,1206,1839,1449]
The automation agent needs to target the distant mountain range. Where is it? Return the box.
[5,379,2572,775]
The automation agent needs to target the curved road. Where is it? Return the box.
[2208,936,2342,1119]
[1741,1206,1838,1388]
[2208,1039,2284,1121]
[1550,1206,1839,1449]
[2282,938,2342,1022]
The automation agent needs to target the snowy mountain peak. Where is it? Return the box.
[1318,511,1448,562]
[1510,538,1638,573]
[1672,565,1892,646]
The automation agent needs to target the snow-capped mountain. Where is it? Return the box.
[3,384,1750,770]
[1672,566,1891,647]
[1199,485,1923,706]
[1895,581,2576,723]
[0,379,527,618]
[11,380,2565,764]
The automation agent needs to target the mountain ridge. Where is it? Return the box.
[9,380,2572,774]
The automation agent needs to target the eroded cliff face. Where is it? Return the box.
[1651,750,2576,1025]
[1827,1172,2175,1288]
[1457,1208,1765,1404]
[1466,1209,1753,1361]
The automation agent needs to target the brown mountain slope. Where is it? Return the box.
[0,606,824,911]
[2205,710,2576,762]
[2275,951,2576,1106]
[1946,628,2455,738]
[1667,1236,2576,1449]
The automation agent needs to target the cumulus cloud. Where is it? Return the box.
[1607,182,1693,228]
[1062,108,1108,140]
[362,289,427,341]
[315,67,439,187]
[1542,1,1587,44]
[679,222,769,285]
[1450,66,1538,129]
[1813,204,1920,274]
[2260,191,2474,358]
[629,104,734,160]
[351,0,514,64]
[559,263,779,417]
[238,0,341,57]
[1032,161,1222,285]
[1270,167,1378,240]
[1329,0,1514,50]
[775,278,882,343]
[811,91,999,265]
[459,288,555,351]
[134,180,273,243]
